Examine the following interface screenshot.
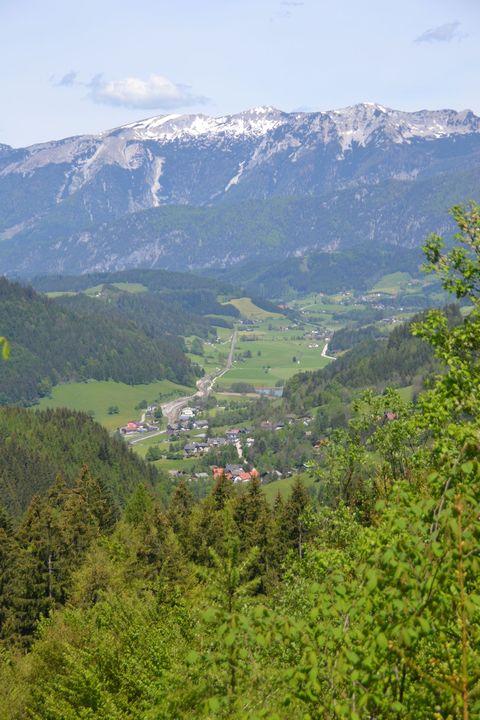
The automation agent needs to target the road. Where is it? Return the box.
[160,329,238,424]
[321,340,336,360]
[128,428,167,445]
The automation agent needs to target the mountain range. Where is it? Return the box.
[1,103,480,276]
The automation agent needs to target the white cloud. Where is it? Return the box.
[415,21,465,43]
[87,73,209,110]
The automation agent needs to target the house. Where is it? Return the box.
[212,466,225,480]
[232,468,259,483]
[226,428,241,441]
[234,472,251,483]
[224,463,245,479]
[184,443,198,457]
[207,437,228,447]
[300,416,312,426]
[259,469,282,483]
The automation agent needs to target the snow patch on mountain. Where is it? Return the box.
[225,160,246,192]
[148,155,164,207]
[124,106,287,141]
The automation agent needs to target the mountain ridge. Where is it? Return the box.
[1,103,480,276]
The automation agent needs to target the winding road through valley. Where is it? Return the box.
[160,329,238,424]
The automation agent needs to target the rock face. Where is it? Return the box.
[1,104,480,275]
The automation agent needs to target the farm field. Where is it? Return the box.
[45,282,148,298]
[37,379,194,431]
[223,331,332,388]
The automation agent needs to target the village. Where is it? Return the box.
[118,393,320,488]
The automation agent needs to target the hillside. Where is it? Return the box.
[1,168,480,276]
[0,278,199,405]
[283,308,462,420]
[0,406,160,517]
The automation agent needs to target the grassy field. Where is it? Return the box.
[397,385,414,402]
[223,331,332,387]
[37,379,194,431]
[84,282,148,296]
[371,272,412,295]
[149,458,198,473]
[224,297,283,320]
[262,472,317,503]
[129,433,170,458]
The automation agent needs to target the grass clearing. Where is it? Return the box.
[262,473,317,503]
[150,458,198,473]
[225,297,283,320]
[83,282,148,296]
[397,385,414,402]
[37,379,194,431]
[111,282,148,293]
[371,272,412,295]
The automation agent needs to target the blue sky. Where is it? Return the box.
[1,0,478,147]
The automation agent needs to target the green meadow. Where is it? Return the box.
[223,331,332,387]
[84,282,148,296]
[371,272,412,295]
[262,472,317,503]
[37,379,194,431]
[224,297,283,320]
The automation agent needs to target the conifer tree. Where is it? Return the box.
[123,482,154,526]
[281,478,311,558]
[168,479,195,548]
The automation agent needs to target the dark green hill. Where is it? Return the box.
[0,406,160,518]
[0,278,198,405]
[30,267,235,295]
[283,307,462,422]
[31,268,240,335]
[211,245,424,298]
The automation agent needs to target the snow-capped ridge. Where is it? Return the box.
[1,102,480,206]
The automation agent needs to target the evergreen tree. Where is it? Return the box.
[168,480,194,549]
[281,478,311,558]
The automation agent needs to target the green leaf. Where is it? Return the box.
[365,569,378,592]
[376,632,388,650]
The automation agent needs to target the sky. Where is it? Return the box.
[1,0,479,147]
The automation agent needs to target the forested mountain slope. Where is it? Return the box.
[284,306,462,416]
[0,278,198,405]
[0,407,160,517]
[3,166,480,275]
